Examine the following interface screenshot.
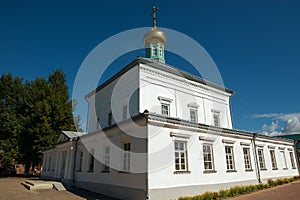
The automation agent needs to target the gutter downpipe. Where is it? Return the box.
[252,133,261,183]
[144,110,149,200]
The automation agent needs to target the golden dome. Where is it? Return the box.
[143,27,166,46]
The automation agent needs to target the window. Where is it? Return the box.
[48,155,51,171]
[161,103,170,116]
[190,109,198,123]
[108,112,112,126]
[289,152,296,169]
[122,143,131,172]
[212,112,220,127]
[270,150,277,170]
[159,47,163,57]
[243,148,252,170]
[174,141,188,172]
[257,149,266,169]
[280,151,287,169]
[77,151,83,171]
[203,144,214,171]
[88,149,95,172]
[225,146,235,171]
[122,105,127,120]
[152,46,158,56]
[103,147,110,172]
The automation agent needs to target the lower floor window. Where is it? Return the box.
[203,143,214,171]
[225,146,235,171]
[243,148,252,170]
[175,141,188,171]
[122,143,131,172]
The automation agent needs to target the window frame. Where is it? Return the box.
[280,151,288,170]
[102,146,110,172]
[122,105,127,120]
[161,103,170,116]
[225,146,236,172]
[270,149,278,170]
[203,143,215,172]
[243,147,252,171]
[190,109,198,123]
[211,110,221,127]
[289,151,296,169]
[122,143,131,172]
[77,150,83,172]
[174,140,189,173]
[257,148,266,170]
[108,112,112,126]
[88,149,95,172]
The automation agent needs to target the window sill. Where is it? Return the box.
[203,170,217,174]
[283,168,288,170]
[76,170,82,172]
[174,171,191,174]
[101,170,110,173]
[292,167,296,169]
[87,170,94,173]
[226,170,237,173]
[245,169,254,172]
[272,168,278,170]
[260,168,267,171]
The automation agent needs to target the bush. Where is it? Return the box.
[179,176,300,200]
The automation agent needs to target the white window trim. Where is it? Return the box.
[280,151,287,169]
[122,143,131,172]
[225,145,236,172]
[243,147,252,171]
[102,146,110,172]
[257,148,266,170]
[270,149,278,170]
[203,143,215,172]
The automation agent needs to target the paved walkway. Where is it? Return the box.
[0,177,115,200]
[1,177,300,200]
[228,180,300,200]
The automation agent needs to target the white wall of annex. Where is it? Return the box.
[86,65,140,133]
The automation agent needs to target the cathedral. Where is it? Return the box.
[41,6,299,200]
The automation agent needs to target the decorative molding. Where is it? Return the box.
[240,142,251,146]
[288,148,294,151]
[268,145,276,149]
[211,109,221,113]
[140,65,208,91]
[222,139,235,144]
[278,147,286,150]
[158,96,173,103]
[199,136,216,142]
[256,144,265,148]
[170,132,191,139]
[187,102,200,108]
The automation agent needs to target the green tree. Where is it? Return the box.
[0,74,24,169]
[20,70,76,172]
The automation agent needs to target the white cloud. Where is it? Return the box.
[252,113,300,136]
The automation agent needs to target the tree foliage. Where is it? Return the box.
[0,70,81,171]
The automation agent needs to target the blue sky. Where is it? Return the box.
[1,0,299,135]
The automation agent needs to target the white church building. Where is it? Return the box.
[41,6,299,200]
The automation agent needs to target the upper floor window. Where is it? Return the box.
[270,149,277,170]
[159,47,163,57]
[203,143,214,171]
[289,151,296,169]
[243,147,252,171]
[257,148,266,170]
[174,141,188,172]
[152,46,158,56]
[213,112,220,127]
[225,146,235,171]
[190,109,198,123]
[123,105,127,120]
[108,112,112,126]
[158,96,173,117]
[161,103,170,116]
[122,143,131,172]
